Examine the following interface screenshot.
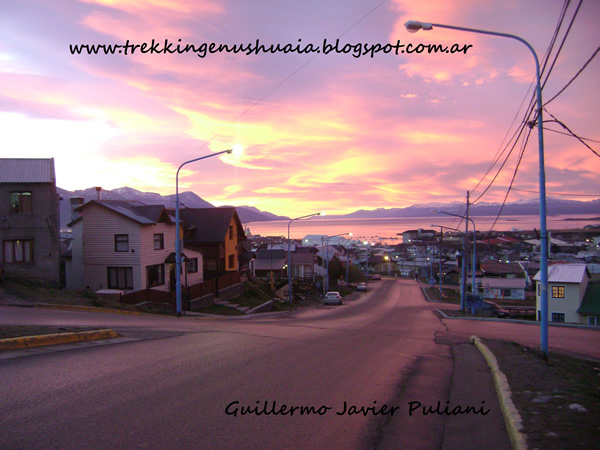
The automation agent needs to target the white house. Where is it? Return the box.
[476,277,527,300]
[534,264,590,324]
[65,200,203,293]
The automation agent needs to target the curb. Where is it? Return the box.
[34,303,143,315]
[0,329,120,350]
[470,335,527,450]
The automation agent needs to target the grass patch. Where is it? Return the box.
[424,286,460,303]
[2,279,138,312]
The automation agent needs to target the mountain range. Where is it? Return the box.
[58,186,600,230]
[56,186,289,229]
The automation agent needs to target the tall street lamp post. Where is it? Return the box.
[404,19,548,358]
[287,212,321,303]
[434,210,478,299]
[431,224,463,301]
[175,146,241,316]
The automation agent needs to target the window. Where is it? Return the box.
[146,264,165,287]
[9,192,32,214]
[107,267,133,290]
[187,257,198,274]
[115,234,129,252]
[501,289,511,298]
[551,285,565,299]
[229,225,234,240]
[153,233,164,250]
[551,312,565,323]
[537,284,541,296]
[3,239,34,263]
[228,254,235,270]
[588,317,599,326]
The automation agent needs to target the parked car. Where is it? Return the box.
[324,291,343,305]
[484,301,511,318]
[356,282,368,292]
[368,274,381,280]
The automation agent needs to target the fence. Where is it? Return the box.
[120,271,242,306]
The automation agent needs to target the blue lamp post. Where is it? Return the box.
[287,212,321,303]
[175,146,241,316]
[406,20,548,357]
[434,210,478,299]
[432,223,464,302]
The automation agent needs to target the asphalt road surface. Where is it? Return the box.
[2,278,592,448]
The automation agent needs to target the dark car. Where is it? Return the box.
[484,301,511,318]
[368,274,381,280]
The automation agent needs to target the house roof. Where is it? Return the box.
[254,258,287,271]
[292,248,317,265]
[256,249,285,260]
[577,282,600,315]
[477,277,527,289]
[0,158,56,183]
[77,200,171,225]
[533,264,589,283]
[177,207,245,243]
[480,262,524,275]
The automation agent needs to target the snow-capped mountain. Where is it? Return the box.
[57,186,288,229]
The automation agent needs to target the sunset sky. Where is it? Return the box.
[1,0,599,217]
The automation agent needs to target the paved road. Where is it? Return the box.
[0,279,531,448]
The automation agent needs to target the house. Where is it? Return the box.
[476,277,527,300]
[403,229,436,244]
[65,200,203,292]
[176,207,246,281]
[577,282,600,326]
[254,249,286,278]
[0,158,60,285]
[534,264,590,324]
[290,246,318,280]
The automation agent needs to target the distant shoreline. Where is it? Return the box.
[564,217,600,221]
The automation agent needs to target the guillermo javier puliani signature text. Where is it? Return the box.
[224,400,490,417]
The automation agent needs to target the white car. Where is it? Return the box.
[324,291,343,305]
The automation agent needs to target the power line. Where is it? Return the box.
[544,46,600,106]
[470,0,585,206]
[183,0,389,162]
[511,188,600,197]
[544,108,600,157]
[484,125,533,236]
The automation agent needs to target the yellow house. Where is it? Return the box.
[176,207,246,280]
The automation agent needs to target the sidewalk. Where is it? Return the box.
[443,341,515,449]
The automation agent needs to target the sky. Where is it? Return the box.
[1,0,599,217]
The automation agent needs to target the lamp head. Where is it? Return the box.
[231,144,243,156]
[404,20,433,33]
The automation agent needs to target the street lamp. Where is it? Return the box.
[431,223,464,302]
[325,232,352,293]
[404,19,549,357]
[434,210,478,304]
[288,212,322,303]
[175,145,242,316]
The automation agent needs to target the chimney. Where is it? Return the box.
[69,197,84,222]
[96,186,102,200]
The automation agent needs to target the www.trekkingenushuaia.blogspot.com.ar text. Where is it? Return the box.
[69,38,474,59]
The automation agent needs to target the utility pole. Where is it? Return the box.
[464,191,470,304]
